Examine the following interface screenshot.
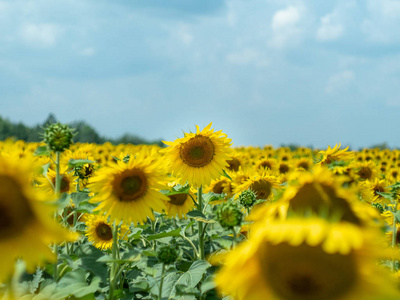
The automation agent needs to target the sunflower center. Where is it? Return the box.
[261,242,357,300]
[52,175,70,193]
[227,158,240,172]
[279,164,290,174]
[357,167,372,180]
[96,223,113,241]
[180,135,215,168]
[250,180,272,200]
[289,183,362,225]
[212,181,225,194]
[0,175,34,240]
[113,169,148,202]
[298,162,309,170]
[168,193,187,206]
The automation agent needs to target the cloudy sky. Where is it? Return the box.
[1,0,400,149]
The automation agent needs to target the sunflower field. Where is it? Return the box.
[1,122,400,300]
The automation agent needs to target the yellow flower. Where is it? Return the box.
[37,166,77,194]
[162,122,232,187]
[215,218,400,300]
[234,172,281,201]
[164,191,196,219]
[317,143,354,165]
[0,157,76,282]
[88,152,168,224]
[251,168,381,228]
[85,214,128,250]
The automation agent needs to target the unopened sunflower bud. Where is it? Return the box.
[216,201,243,229]
[43,123,74,152]
[238,189,257,209]
[157,244,179,264]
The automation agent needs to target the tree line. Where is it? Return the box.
[0,114,163,146]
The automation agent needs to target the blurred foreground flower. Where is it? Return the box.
[0,157,76,282]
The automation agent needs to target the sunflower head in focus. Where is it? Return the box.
[89,152,168,224]
[162,123,232,187]
[0,157,76,282]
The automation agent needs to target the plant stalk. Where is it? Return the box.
[197,186,205,260]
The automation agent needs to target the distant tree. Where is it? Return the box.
[70,121,104,144]
[0,113,162,145]
[43,113,58,127]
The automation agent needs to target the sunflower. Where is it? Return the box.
[162,123,232,187]
[317,143,354,166]
[359,178,389,204]
[215,217,400,300]
[0,157,76,282]
[251,168,381,228]
[88,153,168,224]
[350,161,378,182]
[234,173,281,201]
[164,191,196,219]
[37,166,77,194]
[85,214,128,250]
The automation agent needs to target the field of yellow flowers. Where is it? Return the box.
[1,122,400,300]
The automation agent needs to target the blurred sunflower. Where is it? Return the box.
[0,157,76,282]
[317,143,354,166]
[162,122,232,187]
[251,168,381,228]
[37,167,77,194]
[215,217,400,300]
[88,153,168,224]
[234,173,280,201]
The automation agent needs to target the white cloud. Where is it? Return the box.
[325,70,355,93]
[20,23,60,48]
[362,0,400,43]
[226,48,268,67]
[316,14,343,41]
[270,6,302,48]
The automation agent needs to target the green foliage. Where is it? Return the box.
[0,114,162,145]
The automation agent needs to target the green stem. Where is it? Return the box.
[392,200,398,271]
[231,227,237,249]
[53,151,61,281]
[197,186,205,260]
[158,263,166,300]
[109,224,120,300]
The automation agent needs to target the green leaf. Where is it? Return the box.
[75,245,108,284]
[186,210,216,224]
[34,145,50,157]
[51,270,101,299]
[160,261,211,299]
[68,159,95,168]
[55,193,71,211]
[175,284,200,296]
[96,252,141,264]
[376,191,394,200]
[70,192,91,205]
[146,228,181,241]
[393,211,400,223]
[200,275,216,294]
[222,169,232,180]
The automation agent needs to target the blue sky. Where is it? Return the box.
[1,0,400,149]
